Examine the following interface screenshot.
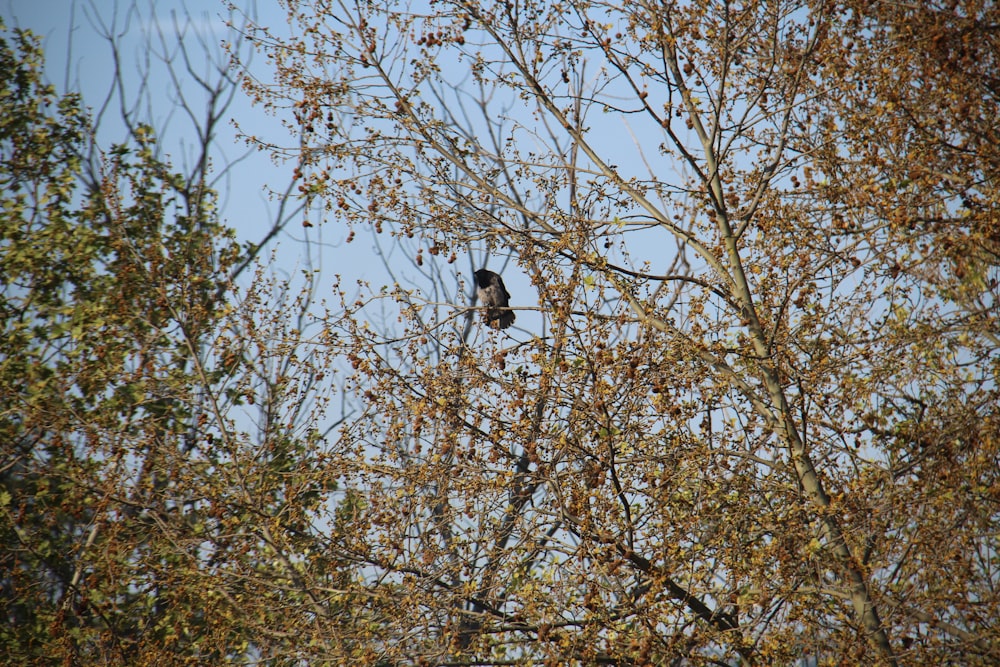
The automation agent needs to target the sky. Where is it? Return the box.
[5,0,695,345]
[2,0,544,340]
[3,0,356,289]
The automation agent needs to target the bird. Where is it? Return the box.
[473,268,515,330]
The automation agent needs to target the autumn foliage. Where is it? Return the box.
[3,0,999,665]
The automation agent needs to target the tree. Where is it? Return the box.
[0,13,347,665]
[238,0,1000,664]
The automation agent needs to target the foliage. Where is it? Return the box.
[3,0,998,664]
[236,0,1000,664]
[0,19,344,665]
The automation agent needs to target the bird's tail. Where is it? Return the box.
[491,309,515,330]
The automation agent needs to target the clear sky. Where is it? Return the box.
[1,0,552,339]
[2,0,350,285]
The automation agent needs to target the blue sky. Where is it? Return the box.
[3,1,353,286]
[4,1,538,331]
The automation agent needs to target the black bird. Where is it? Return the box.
[473,268,515,330]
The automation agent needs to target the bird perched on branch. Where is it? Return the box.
[474,268,515,330]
